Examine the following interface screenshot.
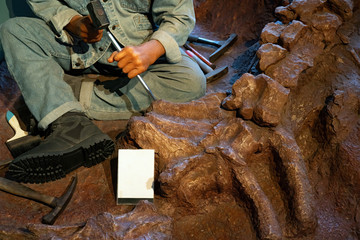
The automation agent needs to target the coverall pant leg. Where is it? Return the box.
[0,17,206,129]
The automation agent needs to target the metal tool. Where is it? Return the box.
[5,111,41,158]
[187,33,238,62]
[0,175,77,225]
[185,50,228,83]
[87,0,156,101]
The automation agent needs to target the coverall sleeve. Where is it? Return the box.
[26,0,81,44]
[150,0,196,63]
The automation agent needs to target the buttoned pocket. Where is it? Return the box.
[133,14,153,31]
[120,0,151,13]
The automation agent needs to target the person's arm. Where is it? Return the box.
[64,15,103,43]
[108,0,195,78]
[150,0,196,63]
[26,0,83,44]
[108,40,165,79]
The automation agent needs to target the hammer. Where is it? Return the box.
[187,33,238,62]
[184,43,216,69]
[87,0,157,101]
[185,50,228,83]
[0,175,77,225]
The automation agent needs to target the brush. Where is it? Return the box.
[5,111,41,158]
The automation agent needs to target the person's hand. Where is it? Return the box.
[65,15,103,43]
[107,40,165,79]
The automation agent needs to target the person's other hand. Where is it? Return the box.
[107,40,165,79]
[65,15,103,43]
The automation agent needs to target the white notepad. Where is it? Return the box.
[117,149,154,205]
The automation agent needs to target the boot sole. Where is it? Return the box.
[6,136,115,184]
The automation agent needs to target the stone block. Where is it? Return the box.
[223,73,289,126]
[275,6,297,23]
[328,0,354,20]
[260,22,287,44]
[265,54,309,88]
[311,11,342,42]
[311,12,342,31]
[280,20,308,50]
[257,43,288,71]
[253,74,290,126]
[222,73,266,119]
[289,0,327,20]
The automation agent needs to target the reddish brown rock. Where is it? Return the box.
[27,201,172,239]
[126,94,320,238]
[289,0,327,22]
[126,93,234,172]
[275,6,297,23]
[322,89,359,142]
[260,22,287,44]
[154,113,285,238]
[265,53,309,87]
[311,11,343,43]
[289,31,326,67]
[311,11,343,32]
[253,75,290,126]
[223,73,289,126]
[266,28,325,87]
[222,73,265,119]
[324,90,360,208]
[328,0,354,19]
[257,43,288,71]
[172,202,257,240]
[270,128,317,234]
[280,20,308,50]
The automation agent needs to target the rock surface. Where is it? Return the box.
[0,0,360,239]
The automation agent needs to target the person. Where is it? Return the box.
[0,0,206,183]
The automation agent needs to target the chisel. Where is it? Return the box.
[87,0,157,101]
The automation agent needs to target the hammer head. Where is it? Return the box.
[87,0,110,29]
[41,175,78,225]
[205,66,228,83]
[209,34,238,62]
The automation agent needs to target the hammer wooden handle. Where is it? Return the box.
[0,177,55,206]
[185,50,213,74]
[184,43,215,69]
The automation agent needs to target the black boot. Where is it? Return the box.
[6,112,115,183]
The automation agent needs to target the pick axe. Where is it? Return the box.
[0,175,77,225]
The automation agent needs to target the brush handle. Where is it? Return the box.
[6,111,28,142]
